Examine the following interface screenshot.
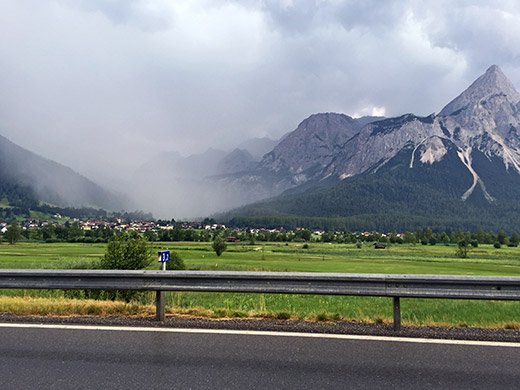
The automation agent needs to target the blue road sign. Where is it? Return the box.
[158,250,170,262]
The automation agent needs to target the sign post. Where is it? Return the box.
[156,251,170,321]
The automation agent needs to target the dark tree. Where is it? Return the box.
[4,221,21,244]
[212,235,227,257]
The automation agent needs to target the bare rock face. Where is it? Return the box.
[439,65,520,118]
[326,114,444,179]
[259,112,376,180]
[439,65,520,174]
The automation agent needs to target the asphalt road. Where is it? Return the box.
[1,324,519,390]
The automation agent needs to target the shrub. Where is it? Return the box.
[302,243,309,249]
[101,233,152,270]
[494,241,501,249]
[100,233,153,302]
[165,251,186,270]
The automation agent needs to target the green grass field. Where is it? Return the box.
[1,241,520,329]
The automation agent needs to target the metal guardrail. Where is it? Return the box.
[1,270,520,330]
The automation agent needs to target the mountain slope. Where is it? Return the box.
[213,113,383,202]
[216,148,257,175]
[0,133,122,210]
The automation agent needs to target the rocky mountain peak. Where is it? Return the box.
[258,113,382,178]
[440,65,520,116]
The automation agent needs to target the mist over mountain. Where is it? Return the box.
[130,115,380,218]
[220,65,520,232]
[0,133,124,211]
[216,149,257,175]
[237,137,279,160]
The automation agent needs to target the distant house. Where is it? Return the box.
[226,236,240,242]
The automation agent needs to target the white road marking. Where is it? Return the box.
[0,322,519,348]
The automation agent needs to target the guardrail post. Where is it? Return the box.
[155,258,167,321]
[393,297,401,331]
[156,291,166,321]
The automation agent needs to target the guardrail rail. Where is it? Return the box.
[1,270,520,330]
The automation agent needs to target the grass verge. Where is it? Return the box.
[1,294,520,331]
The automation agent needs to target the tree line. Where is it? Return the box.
[2,220,519,249]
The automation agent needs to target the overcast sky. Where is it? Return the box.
[1,0,520,185]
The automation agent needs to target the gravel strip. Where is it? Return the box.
[1,313,519,342]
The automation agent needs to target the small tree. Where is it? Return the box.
[497,230,509,245]
[165,251,186,270]
[4,221,21,244]
[455,239,470,258]
[212,235,227,256]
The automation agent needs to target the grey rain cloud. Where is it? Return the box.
[1,0,520,216]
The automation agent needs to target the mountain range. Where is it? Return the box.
[3,64,520,232]
[219,65,520,232]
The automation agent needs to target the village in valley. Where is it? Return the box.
[0,213,419,245]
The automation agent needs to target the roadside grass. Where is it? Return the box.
[1,241,520,329]
[0,296,154,317]
[1,293,519,330]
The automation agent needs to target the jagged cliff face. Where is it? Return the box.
[323,65,520,203]
[441,66,520,172]
[325,113,444,179]
[259,113,371,179]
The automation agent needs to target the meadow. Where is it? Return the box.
[1,241,520,329]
